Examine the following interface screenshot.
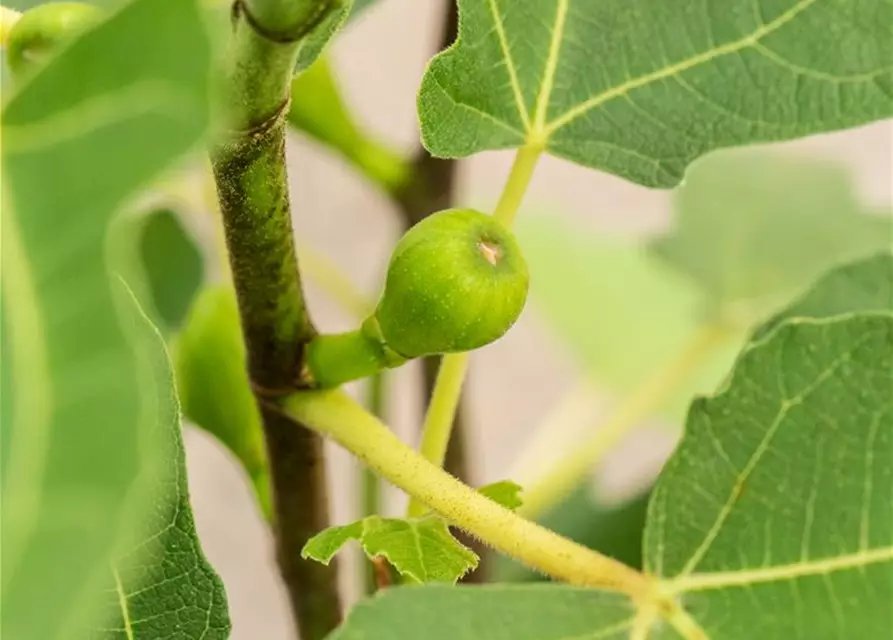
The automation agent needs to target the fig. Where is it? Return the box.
[305,209,528,387]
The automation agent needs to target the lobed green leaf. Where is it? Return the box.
[419,0,893,187]
[305,481,524,584]
[303,515,478,584]
[645,253,893,638]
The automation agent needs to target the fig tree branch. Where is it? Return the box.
[209,1,343,637]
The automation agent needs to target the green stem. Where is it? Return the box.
[285,388,652,599]
[210,1,345,637]
[493,144,543,225]
[405,145,542,517]
[407,353,469,516]
[518,324,733,520]
[304,326,403,388]
[361,371,386,595]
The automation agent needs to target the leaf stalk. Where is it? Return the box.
[285,388,653,599]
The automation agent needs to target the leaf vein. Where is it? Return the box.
[531,0,570,133]
[487,0,531,129]
[112,564,135,640]
[671,545,893,592]
[751,41,893,83]
[542,0,820,136]
[430,75,526,139]
[799,436,824,562]
[860,410,882,551]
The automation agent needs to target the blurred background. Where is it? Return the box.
[2,0,890,638]
[137,0,893,637]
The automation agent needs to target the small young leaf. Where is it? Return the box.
[418,0,893,186]
[302,521,365,565]
[477,480,524,511]
[362,516,478,583]
[652,151,893,318]
[303,516,478,584]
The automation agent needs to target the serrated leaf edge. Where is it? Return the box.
[303,515,479,584]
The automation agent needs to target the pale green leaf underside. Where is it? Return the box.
[419,0,893,187]
[653,151,893,314]
[0,0,229,637]
[304,515,478,584]
[518,215,745,424]
[519,153,890,425]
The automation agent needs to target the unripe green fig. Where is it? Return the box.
[5,3,101,80]
[374,208,529,358]
[303,209,529,389]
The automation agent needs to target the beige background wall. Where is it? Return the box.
[183,1,893,637]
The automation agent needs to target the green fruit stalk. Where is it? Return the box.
[305,208,529,388]
[5,2,101,79]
